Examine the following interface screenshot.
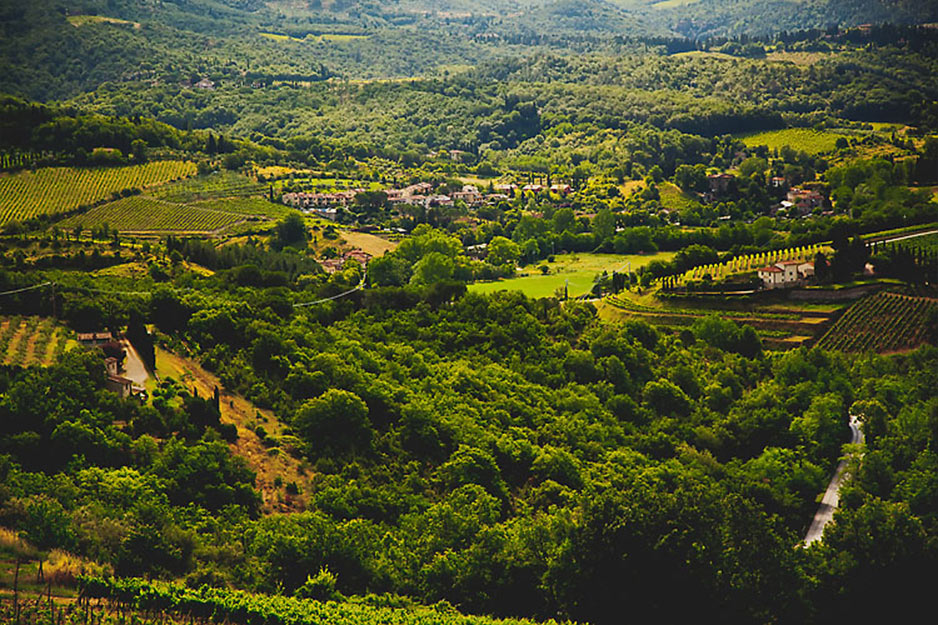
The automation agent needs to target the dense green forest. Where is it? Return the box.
[2,0,938,624]
[1,258,938,622]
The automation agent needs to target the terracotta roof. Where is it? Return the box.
[759,266,783,273]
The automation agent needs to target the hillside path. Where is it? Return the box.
[804,415,864,545]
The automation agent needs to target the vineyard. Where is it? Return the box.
[60,196,248,234]
[0,316,72,367]
[896,232,938,253]
[816,292,938,353]
[192,197,295,220]
[600,292,837,350]
[76,576,568,625]
[663,244,828,287]
[152,171,266,203]
[605,294,801,321]
[0,161,195,226]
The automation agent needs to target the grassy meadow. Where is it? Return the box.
[470,252,675,299]
[737,128,843,154]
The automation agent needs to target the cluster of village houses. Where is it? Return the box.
[283,173,829,287]
[319,248,373,273]
[706,173,828,217]
[281,182,573,220]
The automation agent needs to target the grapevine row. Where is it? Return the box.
[61,196,246,233]
[817,292,937,353]
[656,244,826,287]
[78,576,570,625]
[0,161,196,226]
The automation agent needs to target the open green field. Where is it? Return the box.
[273,175,386,193]
[670,50,736,60]
[765,51,834,65]
[653,0,702,9]
[260,32,370,43]
[60,196,248,233]
[470,252,674,299]
[0,161,195,226]
[737,128,843,154]
[67,15,140,27]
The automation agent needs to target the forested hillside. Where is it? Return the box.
[2,0,938,624]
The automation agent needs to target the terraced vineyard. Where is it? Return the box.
[602,294,836,349]
[0,316,72,367]
[61,196,248,233]
[816,292,938,353]
[0,161,195,225]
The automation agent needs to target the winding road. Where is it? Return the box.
[803,415,864,546]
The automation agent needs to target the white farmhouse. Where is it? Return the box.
[757,260,814,290]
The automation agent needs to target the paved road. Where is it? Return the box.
[871,228,938,244]
[804,415,865,546]
[119,338,149,389]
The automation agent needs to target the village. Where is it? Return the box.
[281,181,574,220]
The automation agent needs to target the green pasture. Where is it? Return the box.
[653,0,702,9]
[469,252,675,299]
[736,128,843,154]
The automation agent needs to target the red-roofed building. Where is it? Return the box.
[758,261,814,289]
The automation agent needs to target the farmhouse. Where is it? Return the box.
[105,374,134,398]
[758,260,815,289]
[707,173,735,194]
[344,249,372,265]
[452,185,483,205]
[78,331,113,346]
[787,188,825,213]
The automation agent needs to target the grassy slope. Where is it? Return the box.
[154,347,314,514]
[339,230,399,257]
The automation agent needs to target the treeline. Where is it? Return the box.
[165,235,323,280]
[0,95,281,168]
